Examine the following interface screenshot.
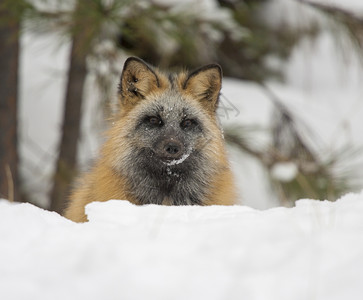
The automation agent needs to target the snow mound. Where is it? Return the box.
[1,192,363,300]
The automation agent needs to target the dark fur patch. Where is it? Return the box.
[123,147,212,205]
[168,73,176,88]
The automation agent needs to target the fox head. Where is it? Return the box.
[103,57,229,205]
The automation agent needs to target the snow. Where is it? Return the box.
[1,191,363,300]
[271,161,298,182]
[163,151,191,166]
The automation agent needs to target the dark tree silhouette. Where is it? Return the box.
[0,4,20,201]
[49,34,87,214]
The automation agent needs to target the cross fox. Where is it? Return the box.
[65,57,237,222]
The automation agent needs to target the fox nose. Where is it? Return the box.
[158,139,184,159]
[165,143,180,155]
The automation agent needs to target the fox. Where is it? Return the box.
[64,57,237,222]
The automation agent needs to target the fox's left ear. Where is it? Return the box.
[183,64,222,112]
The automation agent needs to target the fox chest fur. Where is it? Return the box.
[65,57,236,222]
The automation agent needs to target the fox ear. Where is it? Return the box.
[118,57,160,107]
[183,64,222,112]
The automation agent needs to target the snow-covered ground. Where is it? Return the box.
[1,191,363,300]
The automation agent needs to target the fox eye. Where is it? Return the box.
[148,116,162,126]
[181,119,196,129]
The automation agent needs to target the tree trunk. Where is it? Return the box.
[49,36,87,214]
[0,6,20,202]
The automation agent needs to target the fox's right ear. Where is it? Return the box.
[182,64,222,114]
[118,57,160,109]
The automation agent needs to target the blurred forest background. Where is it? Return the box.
[0,0,363,214]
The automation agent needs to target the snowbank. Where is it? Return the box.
[1,192,363,300]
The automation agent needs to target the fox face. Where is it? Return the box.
[125,92,212,190]
[132,93,204,164]
[104,57,228,205]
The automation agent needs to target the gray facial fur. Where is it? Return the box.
[119,90,222,205]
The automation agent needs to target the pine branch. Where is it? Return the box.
[298,0,363,48]
[299,0,363,24]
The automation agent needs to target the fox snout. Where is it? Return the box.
[154,137,186,161]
